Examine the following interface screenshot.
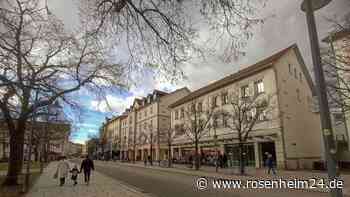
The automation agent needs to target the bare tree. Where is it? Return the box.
[322,13,350,112]
[222,92,273,175]
[159,126,176,167]
[0,0,127,185]
[140,122,156,165]
[79,0,266,79]
[181,102,214,170]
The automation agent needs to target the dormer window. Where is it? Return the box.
[153,94,157,100]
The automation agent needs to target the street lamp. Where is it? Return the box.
[301,0,342,197]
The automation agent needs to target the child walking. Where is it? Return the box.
[70,164,80,186]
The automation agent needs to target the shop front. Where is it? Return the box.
[225,143,255,167]
[224,141,277,168]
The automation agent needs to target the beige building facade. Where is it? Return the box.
[103,88,191,162]
[169,44,323,169]
[323,30,350,154]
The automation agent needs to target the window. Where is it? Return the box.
[254,80,264,95]
[222,92,229,105]
[150,106,153,114]
[296,89,301,102]
[333,113,344,123]
[190,104,196,112]
[175,124,185,135]
[144,110,147,117]
[299,72,303,82]
[222,114,228,128]
[288,64,292,74]
[198,119,204,129]
[175,110,179,120]
[197,102,203,112]
[294,68,297,79]
[257,108,267,121]
[241,85,249,98]
[180,108,184,118]
[211,96,218,108]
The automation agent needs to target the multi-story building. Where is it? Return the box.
[120,113,129,160]
[82,143,87,156]
[65,141,83,157]
[133,89,190,161]
[169,44,323,170]
[323,29,350,156]
[103,88,190,162]
[0,120,70,161]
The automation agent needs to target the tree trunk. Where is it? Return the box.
[4,122,26,185]
[239,142,245,175]
[132,144,136,163]
[150,143,153,166]
[2,141,6,159]
[34,145,38,162]
[44,142,49,162]
[168,143,172,168]
[194,139,199,170]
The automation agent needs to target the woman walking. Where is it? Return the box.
[55,156,70,186]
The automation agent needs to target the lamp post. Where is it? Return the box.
[301,0,342,197]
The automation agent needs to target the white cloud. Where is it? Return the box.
[90,94,135,113]
[87,129,97,134]
[75,123,99,128]
[71,138,86,145]
[53,0,349,110]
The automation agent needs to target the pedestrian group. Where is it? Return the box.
[55,155,95,186]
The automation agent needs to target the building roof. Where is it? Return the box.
[169,44,315,108]
[322,29,350,43]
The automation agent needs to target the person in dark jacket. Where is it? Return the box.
[266,153,276,175]
[222,153,228,168]
[80,155,95,185]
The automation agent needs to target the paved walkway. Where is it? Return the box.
[102,160,350,196]
[25,161,151,197]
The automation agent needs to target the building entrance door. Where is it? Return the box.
[260,142,276,167]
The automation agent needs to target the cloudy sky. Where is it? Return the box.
[48,0,350,144]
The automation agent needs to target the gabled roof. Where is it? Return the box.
[169,44,315,108]
[153,89,168,96]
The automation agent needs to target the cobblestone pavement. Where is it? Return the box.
[25,161,151,197]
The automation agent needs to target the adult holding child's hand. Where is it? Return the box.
[80,155,95,185]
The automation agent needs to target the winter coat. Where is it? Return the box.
[57,160,70,178]
[80,158,94,172]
